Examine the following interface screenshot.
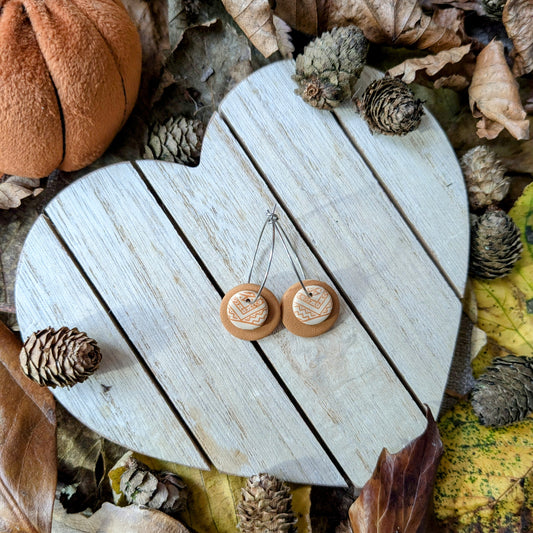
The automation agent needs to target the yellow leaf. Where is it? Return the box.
[473,182,533,359]
[109,452,311,533]
[434,401,533,531]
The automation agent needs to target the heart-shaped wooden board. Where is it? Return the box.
[16,60,469,487]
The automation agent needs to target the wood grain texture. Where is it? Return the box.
[219,60,463,415]
[16,217,207,469]
[42,163,344,486]
[334,66,469,295]
[137,113,427,487]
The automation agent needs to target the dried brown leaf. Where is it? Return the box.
[52,502,190,533]
[503,0,533,76]
[0,175,43,210]
[349,408,443,533]
[273,15,294,59]
[220,0,278,57]
[275,0,466,52]
[0,320,56,533]
[469,40,530,140]
[387,43,472,86]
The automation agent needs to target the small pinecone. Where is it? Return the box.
[237,473,297,533]
[20,327,101,388]
[470,208,522,279]
[120,457,188,514]
[144,116,205,166]
[293,26,369,110]
[472,355,533,426]
[356,77,424,135]
[460,146,509,210]
[482,0,506,19]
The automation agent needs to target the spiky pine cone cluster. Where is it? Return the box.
[20,327,101,388]
[482,0,506,19]
[120,457,188,514]
[293,26,369,110]
[356,77,424,135]
[460,146,509,210]
[472,355,533,426]
[237,473,297,533]
[470,208,522,279]
[144,116,205,166]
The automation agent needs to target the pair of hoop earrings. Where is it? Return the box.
[220,206,339,340]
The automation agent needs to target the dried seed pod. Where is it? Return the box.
[460,145,509,210]
[482,0,506,19]
[356,77,424,135]
[470,208,523,279]
[144,116,205,166]
[120,457,188,514]
[472,355,533,426]
[20,327,101,388]
[237,473,297,532]
[293,26,369,110]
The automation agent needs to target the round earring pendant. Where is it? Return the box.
[282,280,339,337]
[220,283,281,341]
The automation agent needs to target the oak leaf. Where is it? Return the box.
[349,408,443,533]
[434,400,533,531]
[0,321,57,533]
[503,0,533,76]
[469,40,529,140]
[387,43,473,89]
[0,175,43,210]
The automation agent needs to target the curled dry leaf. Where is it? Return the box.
[503,0,533,76]
[349,408,443,533]
[0,321,56,533]
[0,175,43,210]
[469,40,529,140]
[387,43,473,89]
[273,15,294,59]
[220,0,278,57]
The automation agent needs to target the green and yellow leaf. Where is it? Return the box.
[473,183,533,360]
[434,400,533,532]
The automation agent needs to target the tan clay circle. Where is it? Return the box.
[220,283,281,341]
[227,290,268,330]
[292,284,333,325]
[282,280,339,337]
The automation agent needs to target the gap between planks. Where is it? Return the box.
[41,211,212,469]
[218,112,427,415]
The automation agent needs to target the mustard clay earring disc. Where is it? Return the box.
[281,280,339,337]
[220,283,281,341]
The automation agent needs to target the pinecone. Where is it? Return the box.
[460,146,509,210]
[472,355,533,426]
[482,0,506,19]
[237,473,297,533]
[20,327,101,388]
[356,77,424,135]
[120,457,188,514]
[470,208,523,279]
[144,116,205,166]
[293,26,369,110]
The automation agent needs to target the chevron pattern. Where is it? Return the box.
[227,290,268,330]
[293,285,333,325]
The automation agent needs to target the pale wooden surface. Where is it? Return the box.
[15,60,468,487]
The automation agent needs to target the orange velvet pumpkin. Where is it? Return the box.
[0,0,142,178]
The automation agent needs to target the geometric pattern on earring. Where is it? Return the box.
[281,279,339,337]
[220,207,281,341]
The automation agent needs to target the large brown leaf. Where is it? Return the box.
[349,408,443,533]
[469,40,529,141]
[0,321,57,533]
[503,0,533,77]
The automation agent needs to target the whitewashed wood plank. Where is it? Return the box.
[15,216,208,469]
[218,60,463,415]
[334,67,469,294]
[43,163,344,486]
[137,113,427,487]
